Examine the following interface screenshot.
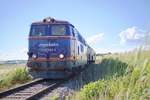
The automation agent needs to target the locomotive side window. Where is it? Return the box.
[30,25,47,36]
[73,28,78,35]
[73,28,79,38]
[69,26,75,37]
[51,25,66,35]
[73,28,86,45]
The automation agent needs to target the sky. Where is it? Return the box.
[0,0,150,60]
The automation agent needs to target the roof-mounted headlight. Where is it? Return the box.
[59,54,64,59]
[43,17,55,23]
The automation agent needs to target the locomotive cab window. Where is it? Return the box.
[30,25,47,36]
[51,25,66,35]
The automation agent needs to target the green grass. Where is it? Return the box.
[0,64,21,76]
[79,49,150,100]
[0,64,31,91]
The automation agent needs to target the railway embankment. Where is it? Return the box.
[41,57,128,99]
[1,49,149,100]
[77,50,150,100]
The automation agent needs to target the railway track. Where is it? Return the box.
[0,78,65,100]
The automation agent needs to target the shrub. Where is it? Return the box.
[0,67,31,91]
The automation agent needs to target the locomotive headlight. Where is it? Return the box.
[32,54,37,58]
[59,54,64,59]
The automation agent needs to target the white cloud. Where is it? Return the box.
[86,33,104,45]
[119,26,149,45]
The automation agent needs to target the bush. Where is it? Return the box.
[0,67,31,91]
[80,80,106,100]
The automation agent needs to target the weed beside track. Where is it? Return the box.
[0,66,31,91]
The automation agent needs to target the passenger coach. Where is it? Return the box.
[27,17,96,78]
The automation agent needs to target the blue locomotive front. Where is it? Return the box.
[27,18,76,78]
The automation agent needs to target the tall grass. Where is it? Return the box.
[0,67,31,91]
[79,49,150,100]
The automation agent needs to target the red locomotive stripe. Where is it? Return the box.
[29,36,76,40]
[30,57,75,62]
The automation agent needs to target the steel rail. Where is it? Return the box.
[0,79,63,100]
[0,78,44,98]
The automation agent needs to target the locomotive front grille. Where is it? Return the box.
[28,61,68,71]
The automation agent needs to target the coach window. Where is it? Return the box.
[51,25,66,35]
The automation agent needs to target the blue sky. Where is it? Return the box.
[0,0,150,60]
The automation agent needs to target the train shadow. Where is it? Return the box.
[63,58,129,91]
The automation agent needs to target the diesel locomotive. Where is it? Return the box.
[27,17,96,79]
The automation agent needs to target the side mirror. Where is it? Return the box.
[27,52,33,57]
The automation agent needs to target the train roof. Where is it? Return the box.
[32,17,74,27]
